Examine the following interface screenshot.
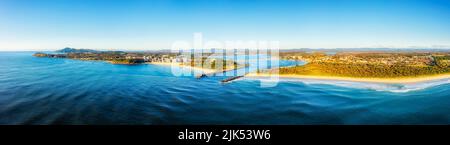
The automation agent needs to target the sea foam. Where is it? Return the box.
[246,77,450,93]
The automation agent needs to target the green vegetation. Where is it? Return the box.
[109,59,145,64]
[279,62,450,78]
[32,53,48,57]
[278,51,450,78]
[183,56,245,71]
[33,48,246,70]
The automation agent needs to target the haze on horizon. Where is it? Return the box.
[0,0,449,51]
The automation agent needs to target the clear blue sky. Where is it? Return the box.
[1,0,449,50]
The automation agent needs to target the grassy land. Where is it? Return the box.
[277,52,450,78]
[278,62,450,78]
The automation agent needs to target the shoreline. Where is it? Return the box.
[246,73,450,84]
[147,62,217,74]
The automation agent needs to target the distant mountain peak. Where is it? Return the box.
[56,47,97,53]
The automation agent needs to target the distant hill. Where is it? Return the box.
[280,48,450,53]
[56,47,98,53]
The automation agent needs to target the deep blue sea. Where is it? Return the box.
[1,52,450,124]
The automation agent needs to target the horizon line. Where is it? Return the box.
[2,47,450,52]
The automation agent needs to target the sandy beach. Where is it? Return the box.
[147,62,217,74]
[246,73,450,84]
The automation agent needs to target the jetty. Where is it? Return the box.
[195,74,208,79]
[195,69,236,79]
[221,75,244,83]
[196,69,249,83]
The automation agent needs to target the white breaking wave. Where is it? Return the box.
[245,77,450,93]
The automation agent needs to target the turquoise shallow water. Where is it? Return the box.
[1,52,450,124]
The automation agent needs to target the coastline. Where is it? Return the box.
[246,73,450,84]
[147,62,217,74]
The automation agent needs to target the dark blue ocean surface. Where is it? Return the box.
[0,52,450,124]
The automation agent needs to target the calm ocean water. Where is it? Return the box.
[1,52,450,124]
